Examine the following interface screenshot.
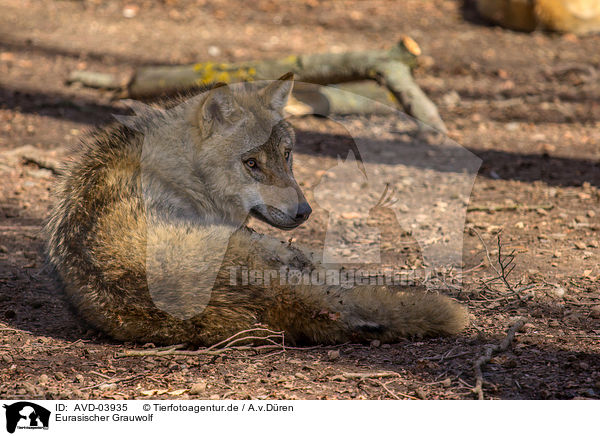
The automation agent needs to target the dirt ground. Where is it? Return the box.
[1,0,599,400]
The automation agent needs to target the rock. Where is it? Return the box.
[574,241,587,250]
[414,388,426,399]
[579,362,590,371]
[370,339,381,348]
[74,374,85,384]
[589,305,600,319]
[55,372,65,381]
[209,394,220,400]
[38,374,49,385]
[99,383,117,391]
[327,350,340,360]
[189,381,207,395]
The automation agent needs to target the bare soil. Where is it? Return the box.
[0,0,599,400]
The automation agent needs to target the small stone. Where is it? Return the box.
[122,4,139,18]
[515,221,525,229]
[574,241,587,250]
[99,383,117,391]
[74,374,85,384]
[370,339,381,348]
[552,286,565,298]
[414,388,426,399]
[588,241,599,248]
[2,354,13,363]
[189,381,207,395]
[327,350,340,360]
[587,210,596,218]
[207,45,221,57]
[579,362,590,371]
[55,372,65,381]
[589,305,600,319]
[578,192,591,200]
[209,394,220,400]
[38,374,49,385]
[575,216,587,224]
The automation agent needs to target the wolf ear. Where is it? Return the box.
[198,83,238,126]
[261,72,294,113]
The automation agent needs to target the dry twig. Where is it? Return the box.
[115,327,285,358]
[472,318,526,400]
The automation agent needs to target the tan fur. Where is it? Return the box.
[45,76,468,346]
[476,0,600,34]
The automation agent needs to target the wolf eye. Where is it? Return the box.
[284,151,291,160]
[245,159,257,169]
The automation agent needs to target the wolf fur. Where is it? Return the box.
[45,74,468,345]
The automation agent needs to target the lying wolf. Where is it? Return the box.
[45,73,467,345]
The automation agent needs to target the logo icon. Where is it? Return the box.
[3,402,50,434]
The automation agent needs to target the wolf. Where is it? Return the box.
[45,73,468,345]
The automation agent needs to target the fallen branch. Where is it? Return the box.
[472,318,526,400]
[69,37,447,132]
[467,204,554,213]
[115,327,285,358]
[340,371,401,380]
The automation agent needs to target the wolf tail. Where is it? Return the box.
[260,281,469,344]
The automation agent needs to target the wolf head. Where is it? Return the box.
[186,73,311,229]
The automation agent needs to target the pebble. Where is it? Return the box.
[327,350,340,360]
[589,305,600,319]
[414,388,426,399]
[574,241,587,250]
[74,374,85,384]
[189,381,207,395]
[38,374,49,385]
[99,383,117,391]
[370,339,381,348]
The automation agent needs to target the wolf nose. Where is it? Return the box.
[295,202,312,222]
